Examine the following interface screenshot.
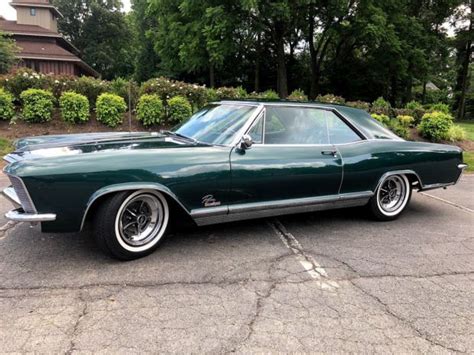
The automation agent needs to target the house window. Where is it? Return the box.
[30,8,36,16]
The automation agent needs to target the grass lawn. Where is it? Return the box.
[457,120,474,141]
[0,137,13,157]
[463,151,474,173]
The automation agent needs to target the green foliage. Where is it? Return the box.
[140,77,208,110]
[109,77,139,108]
[0,137,13,156]
[215,86,248,100]
[287,89,308,101]
[136,94,164,126]
[457,121,474,141]
[346,101,370,110]
[445,125,466,142]
[71,76,110,107]
[371,113,390,126]
[258,90,280,100]
[396,115,415,128]
[0,32,19,74]
[316,94,345,104]
[372,97,391,109]
[0,87,15,120]
[95,93,127,127]
[59,91,90,123]
[426,102,450,114]
[418,111,454,142]
[20,89,54,123]
[405,101,423,111]
[167,96,192,123]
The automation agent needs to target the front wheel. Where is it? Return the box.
[93,190,169,260]
[368,174,411,221]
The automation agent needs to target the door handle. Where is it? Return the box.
[321,150,337,157]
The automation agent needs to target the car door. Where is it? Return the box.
[229,105,345,206]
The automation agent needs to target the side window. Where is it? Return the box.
[326,111,362,144]
[263,107,329,145]
[30,8,36,16]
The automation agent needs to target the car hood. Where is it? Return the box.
[5,131,199,163]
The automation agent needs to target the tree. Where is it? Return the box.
[0,31,19,74]
[53,0,135,79]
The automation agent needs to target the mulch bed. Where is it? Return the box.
[0,111,166,141]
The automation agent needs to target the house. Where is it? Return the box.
[0,0,98,77]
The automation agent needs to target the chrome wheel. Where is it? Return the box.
[114,190,169,252]
[376,174,410,217]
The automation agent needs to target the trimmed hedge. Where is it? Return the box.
[418,111,453,142]
[136,94,164,126]
[59,91,90,123]
[167,96,192,123]
[96,93,127,127]
[0,88,15,120]
[20,88,54,123]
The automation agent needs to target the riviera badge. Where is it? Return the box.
[202,194,221,207]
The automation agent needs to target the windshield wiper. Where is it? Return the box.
[160,130,211,145]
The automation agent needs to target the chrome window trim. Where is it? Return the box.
[229,104,265,147]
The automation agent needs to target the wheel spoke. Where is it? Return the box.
[125,208,137,217]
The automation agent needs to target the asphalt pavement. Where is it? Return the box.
[0,173,472,353]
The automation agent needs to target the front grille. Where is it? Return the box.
[8,175,36,213]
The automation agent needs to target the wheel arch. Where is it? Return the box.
[374,169,423,193]
[80,183,192,231]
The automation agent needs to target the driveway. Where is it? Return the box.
[0,174,473,353]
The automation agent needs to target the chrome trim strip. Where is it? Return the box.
[3,154,17,164]
[191,191,373,226]
[375,170,423,191]
[421,182,454,191]
[229,104,265,147]
[1,187,21,207]
[5,209,56,222]
[458,163,468,170]
[79,183,192,231]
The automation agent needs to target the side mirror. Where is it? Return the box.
[240,134,253,150]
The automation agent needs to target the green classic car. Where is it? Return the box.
[2,101,468,259]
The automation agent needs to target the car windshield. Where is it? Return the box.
[174,104,257,145]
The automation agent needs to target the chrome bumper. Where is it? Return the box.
[5,208,56,222]
[2,187,56,222]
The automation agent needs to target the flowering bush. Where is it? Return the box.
[316,94,345,104]
[20,88,54,123]
[396,115,415,127]
[167,96,192,123]
[0,88,15,120]
[371,113,390,125]
[249,90,279,100]
[136,94,164,126]
[287,89,308,101]
[95,93,127,127]
[346,101,370,110]
[59,91,90,123]
[214,86,248,100]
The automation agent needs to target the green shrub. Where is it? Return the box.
[316,94,345,104]
[259,90,279,100]
[371,113,390,125]
[215,86,247,100]
[405,100,423,110]
[287,89,308,101]
[95,93,127,127]
[445,125,466,142]
[20,88,54,123]
[426,102,450,114]
[418,111,454,142]
[0,88,15,120]
[0,68,48,99]
[387,120,410,139]
[71,76,110,107]
[167,96,192,123]
[110,77,139,108]
[396,115,415,128]
[136,94,164,126]
[346,100,370,110]
[59,91,89,123]
[372,97,391,109]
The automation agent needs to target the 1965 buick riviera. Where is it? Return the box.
[2,101,468,259]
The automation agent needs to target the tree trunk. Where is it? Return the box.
[275,23,288,98]
[421,81,427,104]
[456,3,473,120]
[254,33,261,92]
[209,62,215,88]
[308,18,318,99]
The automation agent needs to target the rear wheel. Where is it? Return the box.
[94,190,169,260]
[369,174,411,221]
